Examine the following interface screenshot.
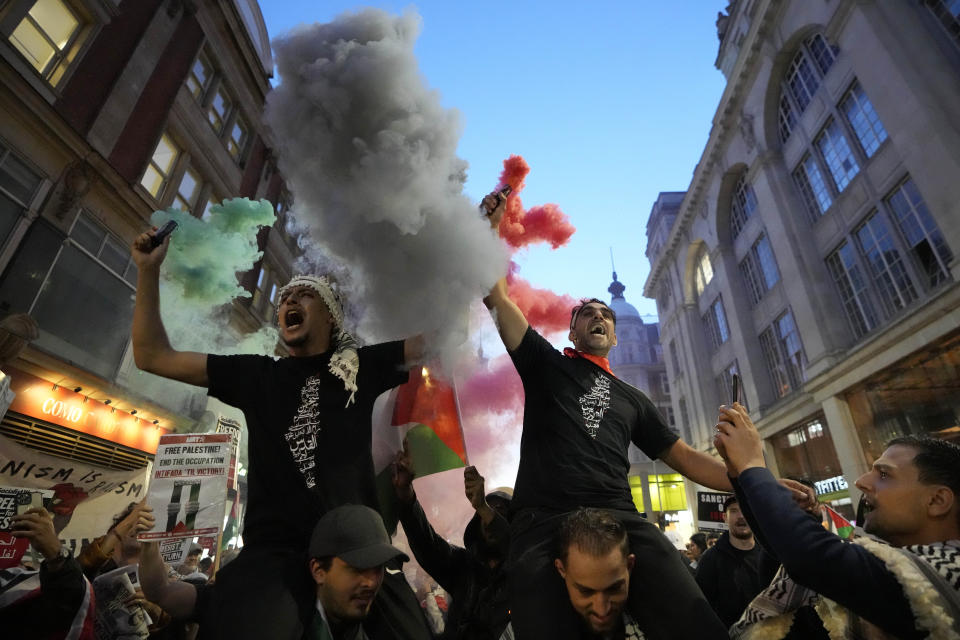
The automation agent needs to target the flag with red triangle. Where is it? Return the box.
[825,504,854,539]
[372,367,468,532]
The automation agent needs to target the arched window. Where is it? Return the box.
[730,175,757,239]
[694,245,714,297]
[778,33,838,144]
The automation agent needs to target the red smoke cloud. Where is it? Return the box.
[507,270,577,335]
[494,155,575,250]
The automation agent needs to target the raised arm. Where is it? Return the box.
[659,439,733,492]
[131,229,208,386]
[480,191,528,352]
[139,541,199,620]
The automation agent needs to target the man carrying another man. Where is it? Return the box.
[130,229,428,639]
[479,191,731,639]
[139,504,407,640]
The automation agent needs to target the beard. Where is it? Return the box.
[281,332,309,347]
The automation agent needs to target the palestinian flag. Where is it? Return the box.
[372,367,468,532]
[825,504,854,539]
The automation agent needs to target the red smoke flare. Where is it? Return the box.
[495,155,575,250]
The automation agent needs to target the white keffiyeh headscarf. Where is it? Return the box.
[278,275,360,407]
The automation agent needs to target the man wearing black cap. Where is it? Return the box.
[308,505,410,640]
[139,504,408,640]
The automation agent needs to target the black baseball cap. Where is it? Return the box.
[309,505,409,570]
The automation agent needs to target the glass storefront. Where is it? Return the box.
[770,413,853,519]
[845,328,960,463]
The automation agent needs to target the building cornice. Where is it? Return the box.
[644,0,781,298]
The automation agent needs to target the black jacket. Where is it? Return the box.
[399,495,510,640]
[694,531,772,627]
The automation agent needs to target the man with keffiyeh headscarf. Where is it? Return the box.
[130,229,429,640]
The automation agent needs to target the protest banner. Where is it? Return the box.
[697,490,732,531]
[139,433,231,541]
[0,435,150,555]
[0,486,53,568]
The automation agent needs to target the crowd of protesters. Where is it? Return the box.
[1,190,958,639]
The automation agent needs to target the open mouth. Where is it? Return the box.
[284,309,304,329]
[590,325,606,336]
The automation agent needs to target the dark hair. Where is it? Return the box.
[198,557,213,571]
[706,532,720,542]
[689,532,707,553]
[722,494,738,512]
[887,436,960,498]
[187,548,202,558]
[556,508,629,564]
[569,298,617,330]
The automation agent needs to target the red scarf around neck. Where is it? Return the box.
[563,348,615,377]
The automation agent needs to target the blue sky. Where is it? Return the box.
[259,1,728,321]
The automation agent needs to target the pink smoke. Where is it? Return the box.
[495,155,575,250]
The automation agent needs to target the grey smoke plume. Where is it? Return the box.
[265,9,509,353]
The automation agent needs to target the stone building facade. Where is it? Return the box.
[0,0,291,472]
[644,0,960,518]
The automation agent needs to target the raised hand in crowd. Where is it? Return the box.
[391,438,416,504]
[464,466,496,526]
[716,403,817,510]
[130,226,171,271]
[11,507,62,564]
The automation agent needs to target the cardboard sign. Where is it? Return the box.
[696,491,732,531]
[139,433,230,541]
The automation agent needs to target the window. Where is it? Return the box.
[8,0,82,85]
[185,51,212,100]
[227,116,249,160]
[924,0,960,48]
[694,245,713,297]
[207,86,232,135]
[816,119,860,192]
[778,33,838,143]
[252,263,280,322]
[885,178,953,289]
[739,234,780,305]
[184,51,251,164]
[759,309,805,398]
[855,211,917,315]
[0,213,136,379]
[173,167,201,213]
[669,340,680,374]
[140,133,180,200]
[826,241,879,340]
[730,176,757,239]
[793,154,833,219]
[664,406,675,428]
[702,297,729,351]
[841,83,888,158]
[659,372,670,396]
[202,192,222,220]
[0,142,43,248]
